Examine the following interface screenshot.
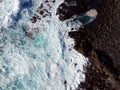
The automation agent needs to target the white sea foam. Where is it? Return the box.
[13,0,20,13]
[0,0,20,28]
[0,0,88,90]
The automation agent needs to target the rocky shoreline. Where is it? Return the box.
[30,0,120,89]
[69,0,120,89]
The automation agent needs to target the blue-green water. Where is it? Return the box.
[0,0,90,90]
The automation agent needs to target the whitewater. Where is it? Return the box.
[0,0,88,90]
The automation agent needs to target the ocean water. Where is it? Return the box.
[0,0,89,90]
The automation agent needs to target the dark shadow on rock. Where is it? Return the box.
[95,49,119,79]
[69,30,94,57]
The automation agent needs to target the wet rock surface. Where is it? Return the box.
[57,0,103,21]
[69,0,120,89]
[56,0,92,21]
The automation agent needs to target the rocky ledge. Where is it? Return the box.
[57,0,120,89]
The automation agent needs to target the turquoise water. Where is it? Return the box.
[0,0,88,90]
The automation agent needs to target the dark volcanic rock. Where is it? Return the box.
[56,0,92,20]
[57,0,120,89]
[57,0,103,21]
[69,0,120,89]
[75,0,120,75]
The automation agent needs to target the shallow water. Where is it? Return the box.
[0,0,88,90]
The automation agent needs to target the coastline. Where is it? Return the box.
[69,0,120,89]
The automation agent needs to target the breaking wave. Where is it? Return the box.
[0,0,88,90]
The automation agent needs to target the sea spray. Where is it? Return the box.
[0,0,88,90]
